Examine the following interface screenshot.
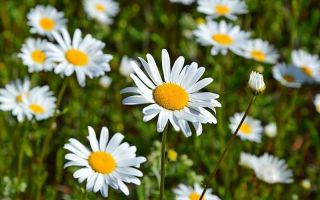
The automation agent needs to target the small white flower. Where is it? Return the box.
[0,78,31,122]
[27,5,67,38]
[99,75,112,88]
[314,94,320,113]
[18,38,53,72]
[83,0,119,25]
[253,153,293,184]
[264,122,277,138]
[197,0,247,20]
[272,63,307,88]
[229,112,263,143]
[239,152,258,169]
[239,39,279,64]
[248,71,266,94]
[119,56,135,78]
[23,85,56,121]
[64,126,146,197]
[292,50,320,83]
[194,20,250,55]
[170,0,195,5]
[46,28,112,87]
[301,179,311,190]
[173,183,220,200]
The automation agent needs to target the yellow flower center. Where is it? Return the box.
[189,193,203,200]
[167,149,178,162]
[65,49,89,66]
[240,123,252,135]
[153,83,189,110]
[39,17,55,31]
[212,34,233,46]
[301,65,313,77]
[251,50,266,61]
[95,3,106,12]
[29,104,45,114]
[31,50,46,63]
[16,94,23,103]
[88,151,116,174]
[283,75,295,83]
[215,5,230,15]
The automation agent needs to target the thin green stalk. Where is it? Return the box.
[159,125,169,200]
[17,121,29,179]
[199,95,256,200]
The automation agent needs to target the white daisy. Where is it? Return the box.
[119,56,135,78]
[99,75,112,88]
[23,85,56,121]
[272,63,306,88]
[264,122,277,138]
[64,126,146,197]
[239,152,258,169]
[18,38,53,72]
[248,71,266,94]
[173,183,220,200]
[291,50,320,82]
[229,112,263,143]
[314,94,320,113]
[193,20,250,55]
[27,5,67,38]
[170,0,195,5]
[253,153,293,184]
[83,0,119,25]
[0,78,31,122]
[197,0,247,20]
[239,39,279,64]
[121,49,221,137]
[46,28,112,87]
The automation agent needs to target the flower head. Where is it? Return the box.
[64,126,146,197]
[99,75,112,88]
[46,28,112,87]
[173,183,220,200]
[248,71,266,94]
[239,152,258,169]
[121,49,221,137]
[83,0,119,25]
[264,122,277,138]
[272,63,307,88]
[119,56,135,78]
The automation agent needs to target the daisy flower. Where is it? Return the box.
[239,39,279,64]
[173,183,220,200]
[239,152,258,169]
[248,71,266,94]
[99,75,112,88]
[121,49,221,137]
[272,63,306,88]
[314,94,320,113]
[46,28,112,87]
[83,0,119,25]
[119,56,135,78]
[229,112,263,143]
[197,0,247,20]
[0,78,31,122]
[18,38,53,72]
[64,126,146,197]
[193,20,250,55]
[170,0,195,5]
[27,5,67,38]
[291,50,320,82]
[253,153,293,184]
[264,122,277,138]
[23,85,56,121]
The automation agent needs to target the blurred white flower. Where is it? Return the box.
[314,94,320,113]
[122,49,221,137]
[229,112,263,143]
[248,71,266,94]
[197,0,247,20]
[18,38,53,72]
[99,75,112,88]
[170,0,195,5]
[292,50,320,83]
[27,5,67,38]
[272,63,307,88]
[239,152,258,169]
[173,183,220,200]
[194,20,250,55]
[46,28,112,87]
[301,179,311,190]
[64,126,146,197]
[119,56,135,78]
[264,122,277,138]
[239,39,279,64]
[83,0,119,25]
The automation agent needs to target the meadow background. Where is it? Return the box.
[0,0,320,199]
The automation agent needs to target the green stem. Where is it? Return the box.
[159,125,168,200]
[17,121,29,179]
[199,95,256,200]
